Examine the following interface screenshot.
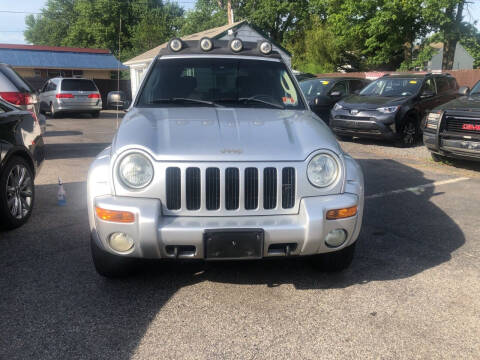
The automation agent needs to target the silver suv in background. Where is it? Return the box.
[39,78,102,118]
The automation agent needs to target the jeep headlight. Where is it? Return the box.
[118,153,154,189]
[307,154,339,187]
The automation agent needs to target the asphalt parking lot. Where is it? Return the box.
[1,111,480,360]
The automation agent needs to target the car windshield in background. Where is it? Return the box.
[137,58,305,110]
[360,78,422,97]
[299,79,330,100]
[470,82,480,95]
[61,79,97,91]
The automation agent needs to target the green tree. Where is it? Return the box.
[180,0,227,36]
[24,0,184,61]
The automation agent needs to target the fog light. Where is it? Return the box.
[169,38,183,52]
[109,232,134,253]
[230,38,243,52]
[259,41,272,55]
[324,229,347,248]
[200,37,213,51]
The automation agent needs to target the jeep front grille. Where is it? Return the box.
[164,166,296,213]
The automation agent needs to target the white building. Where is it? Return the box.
[124,20,292,98]
[427,42,474,71]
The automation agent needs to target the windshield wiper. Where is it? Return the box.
[150,98,223,107]
[238,97,285,109]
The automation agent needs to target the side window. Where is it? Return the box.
[50,82,57,91]
[436,77,449,93]
[349,80,366,93]
[423,78,436,94]
[448,77,458,90]
[330,81,347,96]
[41,82,49,92]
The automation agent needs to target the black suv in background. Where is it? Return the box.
[330,73,459,146]
[423,81,480,162]
[299,77,370,123]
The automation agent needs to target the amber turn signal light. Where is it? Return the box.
[326,206,358,220]
[95,207,135,223]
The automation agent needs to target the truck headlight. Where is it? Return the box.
[118,153,154,189]
[307,154,339,187]
[426,112,442,129]
[377,106,399,113]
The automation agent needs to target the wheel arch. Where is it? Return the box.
[2,147,36,177]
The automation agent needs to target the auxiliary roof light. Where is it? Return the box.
[169,38,183,52]
[200,37,213,52]
[230,38,243,53]
[259,41,272,55]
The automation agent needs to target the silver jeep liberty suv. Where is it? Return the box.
[87,37,364,277]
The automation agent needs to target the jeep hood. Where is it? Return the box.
[340,95,408,110]
[112,107,341,161]
[435,95,480,112]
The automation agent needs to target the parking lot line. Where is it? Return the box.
[366,177,470,200]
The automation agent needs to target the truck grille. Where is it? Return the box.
[445,115,480,134]
[165,166,296,213]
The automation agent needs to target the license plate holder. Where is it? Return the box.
[204,229,264,260]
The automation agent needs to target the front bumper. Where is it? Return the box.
[330,109,397,139]
[424,130,480,161]
[91,193,363,260]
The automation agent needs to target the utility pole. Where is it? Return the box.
[227,0,234,25]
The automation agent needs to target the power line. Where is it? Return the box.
[0,10,42,14]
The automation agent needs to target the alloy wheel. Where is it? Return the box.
[6,164,33,219]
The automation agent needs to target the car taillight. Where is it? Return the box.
[0,91,30,105]
[88,93,101,99]
[56,93,74,98]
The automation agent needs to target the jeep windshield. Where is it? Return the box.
[137,57,305,110]
[360,78,422,97]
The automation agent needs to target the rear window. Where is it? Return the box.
[0,65,34,93]
[61,79,97,91]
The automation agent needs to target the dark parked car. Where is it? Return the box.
[300,77,370,123]
[330,73,459,147]
[0,98,44,229]
[0,63,46,134]
[423,81,480,162]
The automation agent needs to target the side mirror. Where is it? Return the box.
[458,86,470,96]
[330,91,342,97]
[107,90,128,110]
[420,90,435,99]
[353,90,361,95]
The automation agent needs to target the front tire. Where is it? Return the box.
[91,236,137,278]
[396,116,420,147]
[431,152,445,163]
[0,156,35,230]
[310,242,356,272]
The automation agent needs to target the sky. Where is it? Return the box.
[0,0,479,45]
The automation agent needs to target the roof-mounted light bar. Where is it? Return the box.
[168,38,183,52]
[200,37,213,52]
[259,41,272,55]
[229,38,243,53]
